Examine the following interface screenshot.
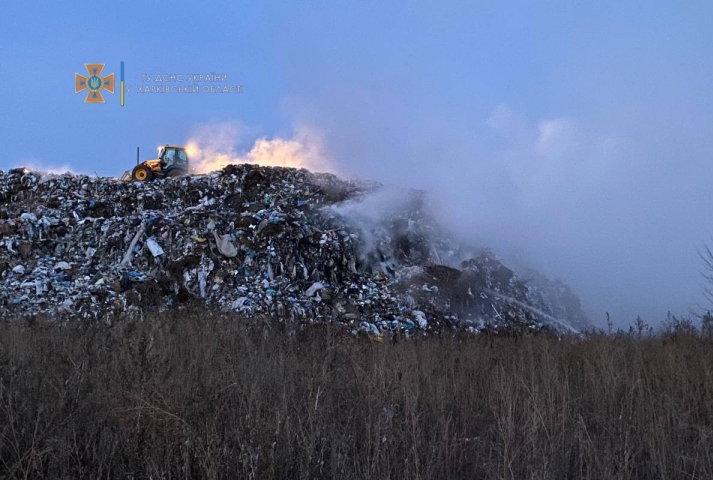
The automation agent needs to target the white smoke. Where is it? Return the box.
[13,160,80,175]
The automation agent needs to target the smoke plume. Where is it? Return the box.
[185,123,334,174]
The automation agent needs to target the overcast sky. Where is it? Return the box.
[1,0,712,326]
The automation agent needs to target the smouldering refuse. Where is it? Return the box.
[0,166,589,336]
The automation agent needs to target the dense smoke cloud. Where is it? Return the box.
[282,100,713,327]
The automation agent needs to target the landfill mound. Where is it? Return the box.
[0,166,589,336]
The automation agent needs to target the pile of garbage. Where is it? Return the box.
[0,166,589,336]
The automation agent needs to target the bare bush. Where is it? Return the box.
[699,240,713,306]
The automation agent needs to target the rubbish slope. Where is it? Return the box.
[0,166,589,335]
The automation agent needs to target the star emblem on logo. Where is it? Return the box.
[75,64,115,103]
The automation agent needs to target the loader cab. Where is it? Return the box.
[158,145,189,171]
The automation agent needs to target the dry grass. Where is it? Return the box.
[1,310,712,479]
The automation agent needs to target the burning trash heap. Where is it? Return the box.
[0,166,589,336]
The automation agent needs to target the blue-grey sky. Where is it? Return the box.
[1,0,712,326]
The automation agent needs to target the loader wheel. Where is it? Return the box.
[166,169,182,178]
[132,165,153,182]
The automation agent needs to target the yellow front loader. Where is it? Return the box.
[121,145,190,182]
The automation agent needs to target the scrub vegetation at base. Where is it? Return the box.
[1,309,712,479]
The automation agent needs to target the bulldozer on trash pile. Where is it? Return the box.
[120,145,190,182]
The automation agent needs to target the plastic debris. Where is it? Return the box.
[146,238,164,257]
[212,231,238,257]
[413,310,427,329]
[305,281,324,297]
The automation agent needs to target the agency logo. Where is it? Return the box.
[75,64,115,103]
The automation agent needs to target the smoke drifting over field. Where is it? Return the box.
[176,105,713,328]
[295,103,713,327]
